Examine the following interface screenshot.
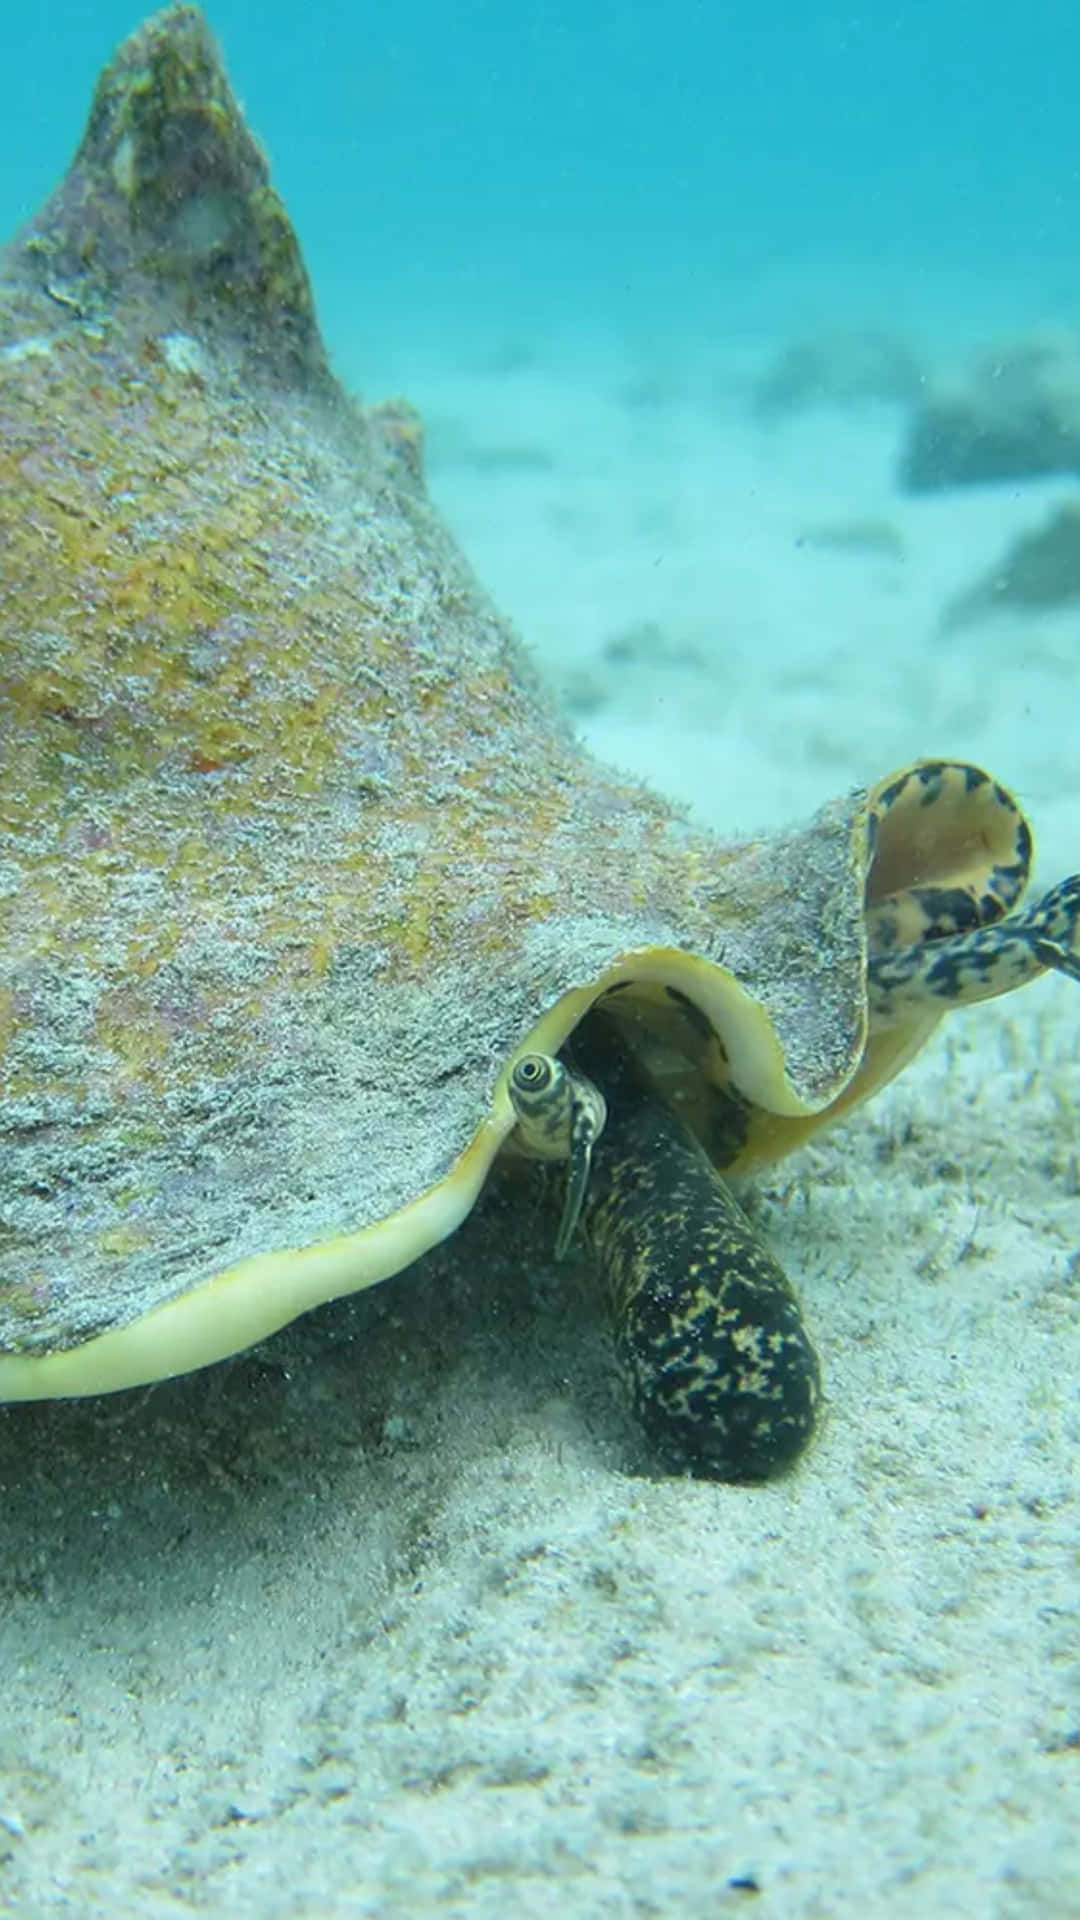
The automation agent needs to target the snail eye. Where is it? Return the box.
[514,1055,551,1089]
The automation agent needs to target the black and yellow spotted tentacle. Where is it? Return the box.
[1030,876,1080,983]
[868,872,1080,1025]
[571,1014,820,1482]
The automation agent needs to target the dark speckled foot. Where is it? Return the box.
[571,1012,821,1482]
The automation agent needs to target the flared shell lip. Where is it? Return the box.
[0,944,855,1403]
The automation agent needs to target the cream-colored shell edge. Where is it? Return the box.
[0,946,827,1402]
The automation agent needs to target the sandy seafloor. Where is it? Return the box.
[3,312,1080,1919]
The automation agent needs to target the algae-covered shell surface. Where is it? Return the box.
[1,5,897,1399]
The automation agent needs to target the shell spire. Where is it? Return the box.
[8,3,326,384]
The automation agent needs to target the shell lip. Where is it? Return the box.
[494,945,849,1134]
[0,944,848,1405]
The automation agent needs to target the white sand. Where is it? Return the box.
[3,321,1080,1917]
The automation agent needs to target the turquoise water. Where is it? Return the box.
[3,1,1077,366]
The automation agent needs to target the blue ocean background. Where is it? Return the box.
[2,0,1077,383]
